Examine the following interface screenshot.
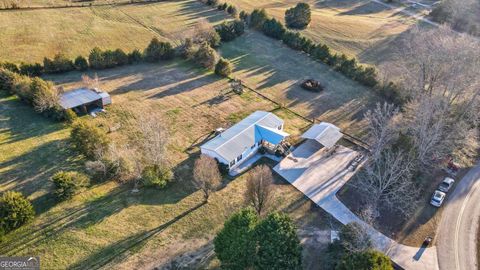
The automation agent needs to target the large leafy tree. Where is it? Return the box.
[254,212,302,270]
[336,249,393,270]
[285,3,311,29]
[214,208,259,270]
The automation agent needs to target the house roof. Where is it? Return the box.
[301,122,343,148]
[59,88,105,109]
[201,111,288,162]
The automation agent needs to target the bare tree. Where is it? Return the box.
[244,165,275,216]
[356,149,417,217]
[339,222,373,253]
[135,114,168,167]
[191,19,220,47]
[364,102,400,160]
[193,155,222,202]
[81,74,100,89]
[384,26,480,168]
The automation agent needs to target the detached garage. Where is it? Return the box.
[59,88,111,115]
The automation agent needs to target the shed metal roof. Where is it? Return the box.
[59,88,103,109]
[201,111,287,162]
[301,122,343,148]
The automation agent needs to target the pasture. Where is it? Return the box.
[0,0,227,63]
[1,60,342,269]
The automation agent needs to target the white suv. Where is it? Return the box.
[430,190,446,207]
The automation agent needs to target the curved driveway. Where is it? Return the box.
[437,164,480,270]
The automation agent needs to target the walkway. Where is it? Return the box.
[273,141,439,270]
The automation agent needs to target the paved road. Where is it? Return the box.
[437,164,480,270]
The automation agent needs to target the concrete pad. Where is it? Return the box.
[274,140,439,270]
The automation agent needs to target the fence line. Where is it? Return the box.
[235,79,371,151]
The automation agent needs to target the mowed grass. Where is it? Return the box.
[223,0,418,62]
[1,61,340,269]
[0,0,227,63]
[220,30,381,138]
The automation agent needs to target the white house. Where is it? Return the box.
[200,111,289,171]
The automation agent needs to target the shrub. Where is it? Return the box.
[63,109,78,123]
[193,42,218,70]
[74,56,89,71]
[30,77,59,113]
[337,249,393,270]
[0,191,35,233]
[214,208,259,269]
[216,20,245,42]
[19,62,43,76]
[0,68,17,93]
[0,62,19,73]
[113,49,129,66]
[254,212,302,269]
[227,5,237,16]
[70,121,110,159]
[43,54,75,74]
[89,47,105,69]
[239,10,249,22]
[141,165,173,189]
[218,2,228,10]
[215,58,232,77]
[144,38,175,62]
[12,75,33,103]
[51,171,90,200]
[128,49,143,64]
[249,9,268,29]
[206,0,218,6]
[285,3,311,29]
[262,18,286,40]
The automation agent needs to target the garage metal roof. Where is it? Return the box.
[302,122,343,148]
[59,88,103,109]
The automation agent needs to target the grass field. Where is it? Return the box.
[221,0,419,62]
[0,0,425,65]
[0,0,227,63]
[1,60,346,268]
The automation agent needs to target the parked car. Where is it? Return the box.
[438,177,455,192]
[430,190,446,207]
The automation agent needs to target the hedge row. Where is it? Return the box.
[0,38,175,77]
[0,68,74,121]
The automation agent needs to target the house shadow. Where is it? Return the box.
[67,201,207,270]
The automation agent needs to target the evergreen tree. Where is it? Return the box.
[214,208,259,270]
[74,56,89,71]
[262,18,286,40]
[285,3,311,29]
[249,9,268,29]
[254,212,302,270]
[215,58,232,77]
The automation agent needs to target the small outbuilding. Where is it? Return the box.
[59,88,111,115]
[301,122,343,148]
[200,111,289,171]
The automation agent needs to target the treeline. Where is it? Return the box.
[0,68,75,121]
[200,0,402,104]
[430,0,480,37]
[0,38,175,77]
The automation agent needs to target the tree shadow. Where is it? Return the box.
[336,1,390,16]
[0,92,65,146]
[67,201,207,270]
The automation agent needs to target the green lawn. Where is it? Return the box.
[1,60,339,268]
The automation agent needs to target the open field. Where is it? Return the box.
[1,60,347,268]
[220,30,381,138]
[0,0,427,66]
[222,0,420,62]
[0,0,227,63]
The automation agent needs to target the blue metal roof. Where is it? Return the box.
[201,111,288,161]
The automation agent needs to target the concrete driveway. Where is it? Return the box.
[274,140,439,270]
